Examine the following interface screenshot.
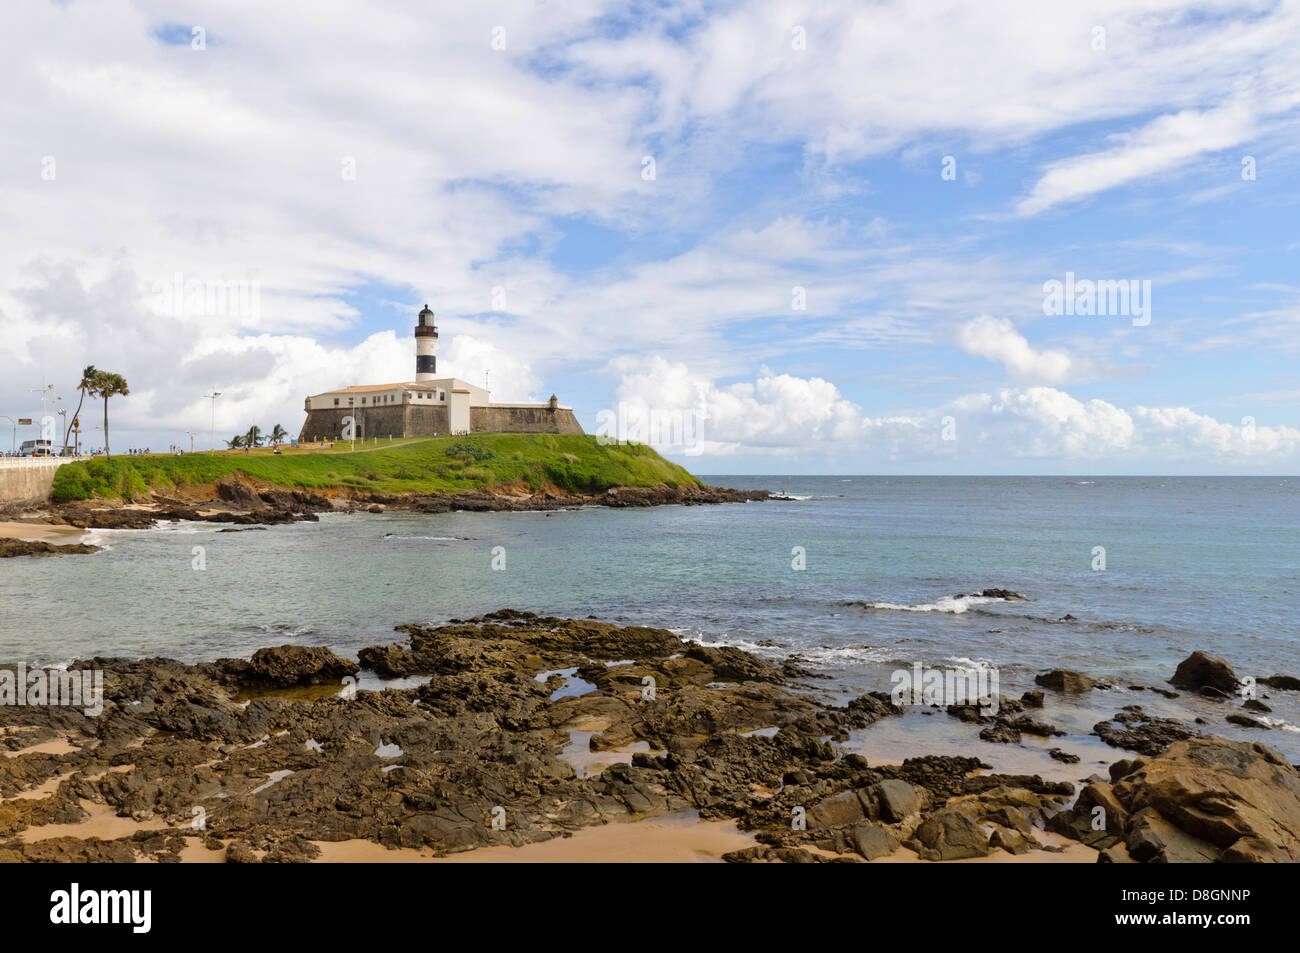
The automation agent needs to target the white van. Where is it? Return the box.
[19,439,54,457]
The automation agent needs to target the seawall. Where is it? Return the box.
[0,458,67,505]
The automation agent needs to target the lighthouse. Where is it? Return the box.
[414,304,438,381]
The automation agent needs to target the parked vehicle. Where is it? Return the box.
[18,439,54,457]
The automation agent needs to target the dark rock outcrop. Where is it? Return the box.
[1170,651,1238,693]
[1048,736,1300,863]
[1035,669,1095,693]
[1094,706,1198,757]
[0,538,99,558]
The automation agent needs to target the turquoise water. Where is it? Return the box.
[3,476,1297,757]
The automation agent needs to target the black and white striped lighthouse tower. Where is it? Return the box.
[415,304,438,381]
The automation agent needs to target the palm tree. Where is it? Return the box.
[269,424,289,447]
[63,361,97,455]
[225,434,245,449]
[244,425,262,450]
[89,371,129,458]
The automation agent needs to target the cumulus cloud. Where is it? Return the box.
[608,356,922,456]
[612,359,1300,468]
[1,1,1296,463]
[955,315,1076,384]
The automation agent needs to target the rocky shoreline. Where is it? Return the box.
[0,479,768,557]
[1,611,1296,863]
[0,478,769,553]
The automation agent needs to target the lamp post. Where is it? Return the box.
[0,416,15,453]
[29,382,59,450]
[202,390,221,451]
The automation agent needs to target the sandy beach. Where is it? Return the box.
[0,519,87,544]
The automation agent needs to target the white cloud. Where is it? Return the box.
[1,1,1297,464]
[1016,102,1259,215]
[610,356,922,455]
[955,315,1076,384]
[613,359,1300,467]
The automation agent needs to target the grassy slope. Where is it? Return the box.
[50,434,704,502]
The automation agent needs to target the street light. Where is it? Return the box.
[185,430,197,453]
[29,382,60,449]
[202,390,221,451]
[0,416,15,453]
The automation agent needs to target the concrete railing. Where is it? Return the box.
[0,457,74,469]
[0,456,77,504]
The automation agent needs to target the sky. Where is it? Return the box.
[1,0,1298,474]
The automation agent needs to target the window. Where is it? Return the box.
[333,398,339,406]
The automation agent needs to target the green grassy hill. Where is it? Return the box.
[51,434,704,502]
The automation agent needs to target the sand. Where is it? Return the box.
[312,811,760,863]
[0,520,87,544]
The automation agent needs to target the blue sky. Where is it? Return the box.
[1,0,1298,472]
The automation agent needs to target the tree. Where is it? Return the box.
[244,425,262,449]
[225,434,245,449]
[89,371,129,458]
[269,423,288,447]
[62,364,97,455]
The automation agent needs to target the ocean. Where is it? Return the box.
[4,475,1297,766]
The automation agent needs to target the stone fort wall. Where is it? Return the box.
[469,406,584,435]
[297,404,582,442]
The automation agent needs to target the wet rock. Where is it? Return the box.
[851,821,898,860]
[1048,782,1127,849]
[909,807,989,861]
[973,589,1026,601]
[1259,674,1300,691]
[979,722,1021,744]
[985,805,1032,834]
[990,827,1033,855]
[1226,714,1270,729]
[1109,759,1145,782]
[1170,651,1238,693]
[869,779,925,822]
[1020,690,1044,708]
[723,845,826,863]
[238,645,360,687]
[1113,736,1300,863]
[1035,670,1094,693]
[215,479,260,507]
[808,790,866,829]
[1126,807,1219,863]
[0,538,99,558]
[1242,699,1272,713]
[1098,844,1136,863]
[1048,748,1080,764]
[225,841,259,863]
[1093,706,1197,757]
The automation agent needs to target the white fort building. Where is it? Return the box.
[297,305,582,442]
